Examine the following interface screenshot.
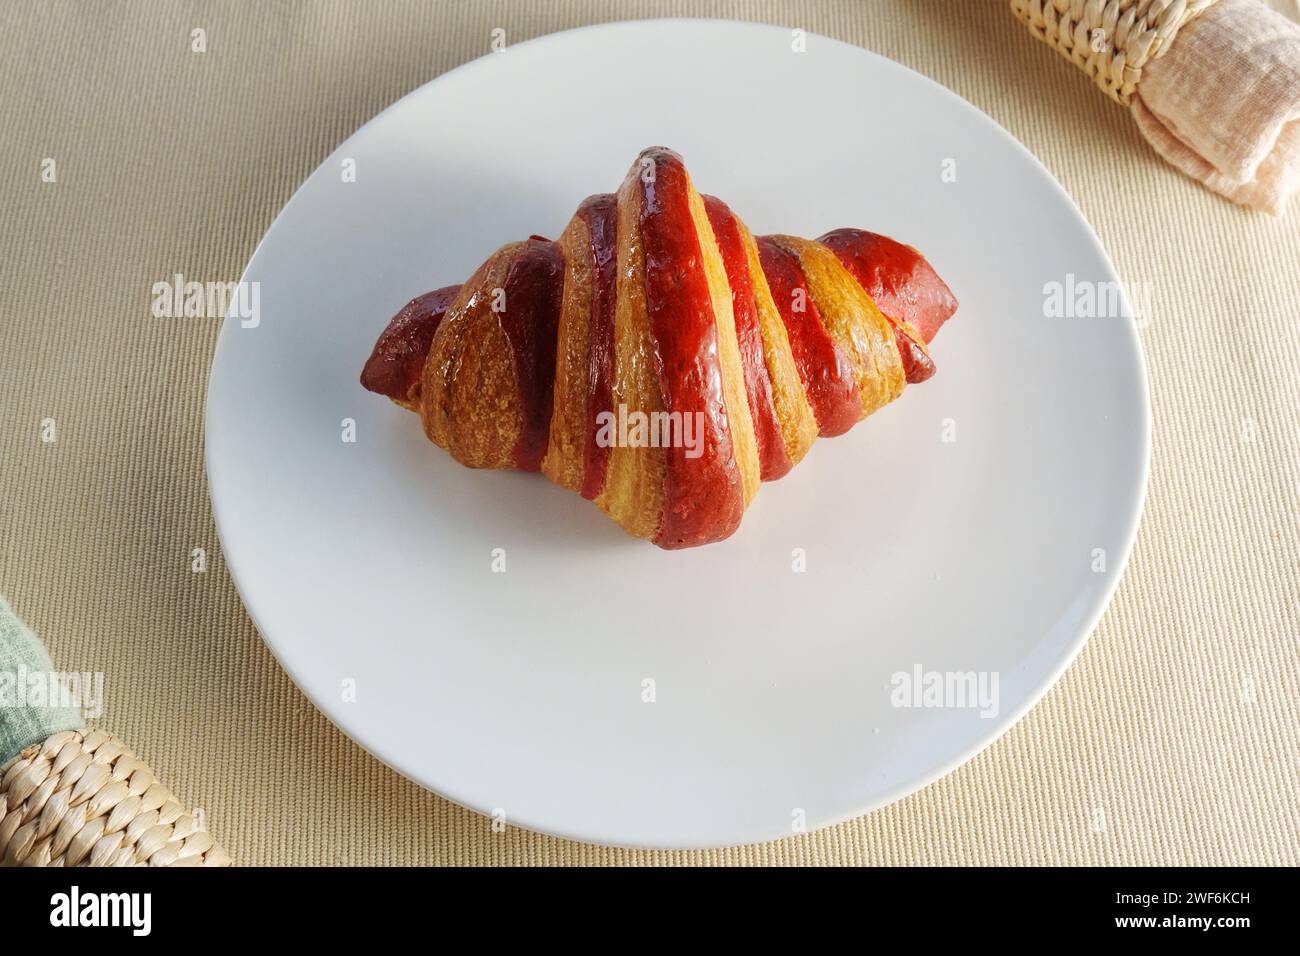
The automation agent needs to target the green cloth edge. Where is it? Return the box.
[0,594,85,765]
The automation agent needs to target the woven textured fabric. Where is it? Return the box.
[0,596,84,766]
[1,0,1297,865]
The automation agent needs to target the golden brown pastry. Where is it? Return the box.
[362,147,957,549]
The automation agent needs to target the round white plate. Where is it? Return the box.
[207,20,1149,848]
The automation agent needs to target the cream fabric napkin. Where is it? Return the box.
[1131,0,1300,214]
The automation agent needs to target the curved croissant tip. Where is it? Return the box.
[634,145,683,168]
[898,328,937,384]
[816,227,957,345]
[360,285,461,404]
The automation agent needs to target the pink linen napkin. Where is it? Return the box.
[1132,0,1300,214]
[1013,0,1300,215]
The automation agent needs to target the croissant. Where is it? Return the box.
[361,147,957,549]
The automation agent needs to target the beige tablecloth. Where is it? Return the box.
[2,0,1296,865]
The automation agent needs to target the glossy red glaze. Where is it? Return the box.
[893,326,937,383]
[816,230,938,384]
[638,148,744,549]
[702,195,793,482]
[754,236,861,437]
[498,239,565,472]
[360,285,461,403]
[817,228,957,344]
[577,194,619,500]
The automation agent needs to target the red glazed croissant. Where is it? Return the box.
[361,147,957,549]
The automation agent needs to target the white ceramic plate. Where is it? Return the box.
[207,20,1149,848]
